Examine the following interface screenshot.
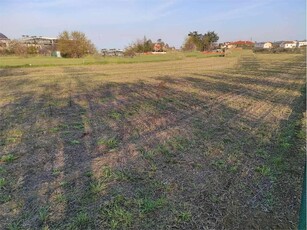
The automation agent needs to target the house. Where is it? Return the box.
[280,41,297,49]
[254,42,273,49]
[20,35,58,49]
[226,40,254,49]
[0,32,10,49]
[298,40,307,47]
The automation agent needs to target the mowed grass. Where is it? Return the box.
[0,50,305,229]
[0,51,223,68]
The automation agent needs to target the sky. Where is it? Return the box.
[0,0,306,49]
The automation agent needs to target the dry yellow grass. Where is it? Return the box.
[0,51,305,229]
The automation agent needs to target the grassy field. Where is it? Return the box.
[0,51,223,68]
[0,50,306,229]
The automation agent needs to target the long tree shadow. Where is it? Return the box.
[0,55,305,229]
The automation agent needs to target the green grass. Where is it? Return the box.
[0,52,181,68]
[97,137,118,150]
[102,197,133,229]
[38,206,49,223]
[90,180,106,194]
[0,50,238,68]
[1,154,17,163]
[67,212,92,229]
[0,178,7,189]
[137,197,166,213]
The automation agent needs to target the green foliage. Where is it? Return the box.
[109,111,121,120]
[102,196,133,229]
[97,137,118,150]
[71,212,91,229]
[137,197,166,213]
[126,36,154,53]
[0,178,7,189]
[7,221,22,230]
[177,211,192,222]
[255,165,271,176]
[184,31,219,51]
[1,154,17,163]
[90,180,106,194]
[38,206,49,223]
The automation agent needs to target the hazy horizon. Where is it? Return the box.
[0,0,306,49]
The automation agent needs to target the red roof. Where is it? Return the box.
[229,40,254,45]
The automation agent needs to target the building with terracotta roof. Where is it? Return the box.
[226,40,254,49]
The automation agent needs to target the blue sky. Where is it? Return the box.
[0,0,305,49]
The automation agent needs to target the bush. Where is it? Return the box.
[57,31,97,58]
[253,47,302,54]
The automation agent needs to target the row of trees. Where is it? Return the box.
[0,30,219,57]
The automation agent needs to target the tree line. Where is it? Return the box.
[0,30,219,58]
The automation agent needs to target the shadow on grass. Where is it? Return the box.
[0,54,305,229]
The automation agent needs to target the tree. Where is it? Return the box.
[183,31,219,51]
[125,36,154,53]
[203,31,219,51]
[57,31,96,58]
[182,36,197,51]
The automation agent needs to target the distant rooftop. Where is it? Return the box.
[0,33,9,40]
[229,40,254,45]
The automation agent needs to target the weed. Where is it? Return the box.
[0,194,12,203]
[70,140,81,145]
[0,166,6,174]
[73,123,85,130]
[212,159,227,170]
[72,212,91,229]
[177,211,192,222]
[97,137,118,150]
[49,127,60,133]
[157,144,171,156]
[1,154,17,163]
[101,166,113,179]
[137,197,166,213]
[228,165,238,173]
[38,206,49,223]
[109,111,121,120]
[84,171,93,177]
[60,181,68,187]
[169,136,187,151]
[271,156,283,168]
[103,204,132,229]
[139,149,156,160]
[0,178,7,189]
[7,221,21,230]
[255,165,271,176]
[55,194,67,203]
[52,168,61,176]
[113,170,130,181]
[90,180,106,194]
[255,149,269,158]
